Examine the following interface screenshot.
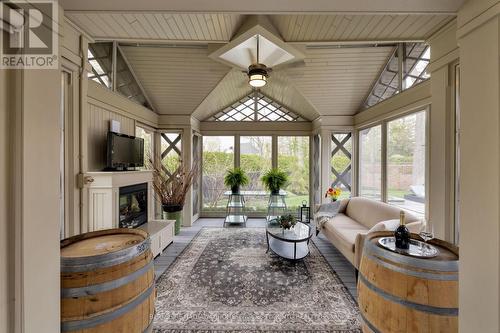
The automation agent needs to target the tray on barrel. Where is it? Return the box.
[377,236,439,258]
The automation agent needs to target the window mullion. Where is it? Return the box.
[272,135,278,169]
[381,122,388,203]
[234,135,240,168]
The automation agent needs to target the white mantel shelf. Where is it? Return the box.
[83,170,153,188]
[81,170,155,232]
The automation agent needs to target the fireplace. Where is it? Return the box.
[119,183,148,228]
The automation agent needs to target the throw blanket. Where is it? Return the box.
[315,201,341,233]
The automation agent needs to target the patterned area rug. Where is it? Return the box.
[153,228,361,332]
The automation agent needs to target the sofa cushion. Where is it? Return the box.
[345,197,419,229]
[323,213,369,252]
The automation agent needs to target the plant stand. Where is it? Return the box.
[266,193,287,222]
[224,193,247,227]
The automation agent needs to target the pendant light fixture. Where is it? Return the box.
[248,35,268,88]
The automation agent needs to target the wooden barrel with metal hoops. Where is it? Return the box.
[358,231,459,333]
[60,228,155,333]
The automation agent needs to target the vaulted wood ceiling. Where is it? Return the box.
[64,7,456,120]
[121,45,230,115]
[282,46,394,115]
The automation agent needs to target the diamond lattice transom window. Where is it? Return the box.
[208,92,305,122]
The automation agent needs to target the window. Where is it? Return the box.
[331,133,352,199]
[202,136,234,213]
[357,110,428,216]
[454,64,461,244]
[386,111,426,215]
[208,91,305,122]
[312,134,321,206]
[192,135,202,216]
[160,132,182,180]
[364,43,430,108]
[115,46,153,109]
[88,42,112,88]
[88,42,153,110]
[135,126,154,169]
[240,136,272,212]
[359,126,382,200]
[278,136,310,207]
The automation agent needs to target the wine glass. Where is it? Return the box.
[419,222,434,255]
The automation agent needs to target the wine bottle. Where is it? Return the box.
[395,211,410,250]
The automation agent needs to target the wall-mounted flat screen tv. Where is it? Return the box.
[106,132,144,170]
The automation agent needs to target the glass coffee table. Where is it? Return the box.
[266,221,313,260]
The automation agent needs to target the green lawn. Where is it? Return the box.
[285,194,309,208]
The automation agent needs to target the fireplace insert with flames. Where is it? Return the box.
[119,183,148,228]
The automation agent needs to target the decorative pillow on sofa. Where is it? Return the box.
[368,219,422,233]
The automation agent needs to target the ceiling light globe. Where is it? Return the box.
[249,74,267,88]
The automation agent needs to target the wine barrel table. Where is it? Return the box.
[358,231,459,333]
[60,229,155,333]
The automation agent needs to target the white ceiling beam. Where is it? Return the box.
[60,0,464,15]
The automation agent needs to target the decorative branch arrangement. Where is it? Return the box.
[152,161,198,211]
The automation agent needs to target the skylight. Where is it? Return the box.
[208,92,305,122]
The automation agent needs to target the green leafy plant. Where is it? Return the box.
[261,168,289,194]
[224,167,249,193]
[277,214,297,230]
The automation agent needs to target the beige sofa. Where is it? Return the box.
[316,197,421,269]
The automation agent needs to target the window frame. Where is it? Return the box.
[200,133,312,217]
[356,107,429,218]
[159,130,183,182]
[330,132,354,199]
[135,124,155,170]
[200,135,236,214]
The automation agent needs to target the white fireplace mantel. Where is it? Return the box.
[81,170,154,232]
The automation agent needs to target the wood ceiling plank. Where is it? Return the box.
[84,13,111,37]
[413,15,450,38]
[203,14,218,40]
[342,15,366,40]
[137,13,161,39]
[354,15,381,40]
[162,14,182,39]
[176,15,197,40]
[402,15,435,38]
[366,15,395,39]
[187,14,204,40]
[98,13,124,37]
[110,14,134,38]
[334,15,353,39]
[317,15,334,40]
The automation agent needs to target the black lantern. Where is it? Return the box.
[299,200,310,223]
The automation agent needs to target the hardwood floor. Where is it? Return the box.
[153,218,358,299]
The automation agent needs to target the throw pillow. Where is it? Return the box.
[368,219,423,233]
[368,219,400,233]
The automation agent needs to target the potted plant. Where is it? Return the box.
[324,187,342,202]
[261,168,289,194]
[152,162,198,235]
[277,214,297,230]
[224,167,249,194]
